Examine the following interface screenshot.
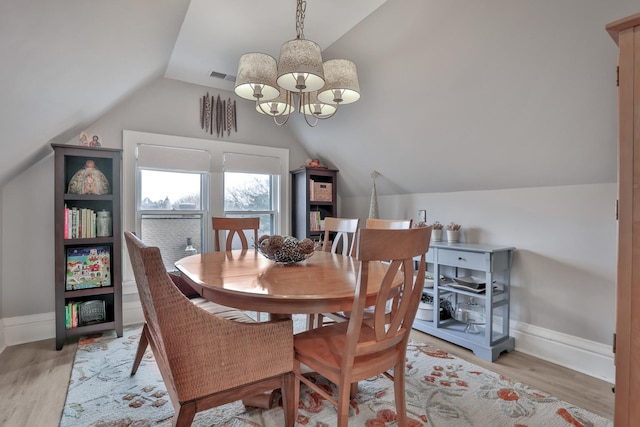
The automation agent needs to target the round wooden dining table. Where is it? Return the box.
[174,249,397,318]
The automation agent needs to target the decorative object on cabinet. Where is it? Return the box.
[431,221,444,242]
[446,222,461,242]
[199,92,237,137]
[454,297,485,334]
[303,158,328,169]
[67,160,110,195]
[52,143,123,350]
[368,170,380,219]
[233,0,360,128]
[412,242,515,361]
[79,132,89,146]
[291,167,338,240]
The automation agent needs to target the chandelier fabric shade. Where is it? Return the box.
[233,0,360,127]
[277,39,325,93]
[318,59,360,105]
[234,53,280,101]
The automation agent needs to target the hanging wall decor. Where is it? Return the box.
[199,92,237,138]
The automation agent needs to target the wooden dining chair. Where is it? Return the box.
[333,217,413,326]
[365,218,413,229]
[211,216,263,320]
[124,231,296,427]
[293,226,432,427]
[322,217,360,256]
[212,216,260,251]
[308,217,361,329]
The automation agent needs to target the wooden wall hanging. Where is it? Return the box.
[199,92,237,138]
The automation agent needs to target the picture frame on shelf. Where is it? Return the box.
[417,210,427,225]
[65,246,112,290]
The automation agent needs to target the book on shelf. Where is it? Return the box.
[309,211,323,232]
[65,205,99,239]
[65,246,112,290]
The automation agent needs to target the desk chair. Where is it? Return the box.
[293,227,432,427]
[308,217,360,329]
[212,216,260,251]
[124,231,295,426]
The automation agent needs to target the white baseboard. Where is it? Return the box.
[510,320,614,384]
[4,311,55,346]
[0,308,615,384]
[0,318,6,354]
[0,301,144,349]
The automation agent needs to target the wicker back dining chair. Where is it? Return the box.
[124,231,295,427]
[365,218,413,230]
[293,226,432,427]
[212,216,260,251]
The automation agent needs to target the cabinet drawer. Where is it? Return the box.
[437,249,487,270]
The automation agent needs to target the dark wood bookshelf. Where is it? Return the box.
[290,167,338,240]
[52,144,123,350]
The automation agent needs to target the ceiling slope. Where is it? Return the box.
[0,0,190,187]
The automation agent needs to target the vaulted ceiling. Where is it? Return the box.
[1,0,635,197]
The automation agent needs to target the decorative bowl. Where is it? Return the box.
[255,235,316,265]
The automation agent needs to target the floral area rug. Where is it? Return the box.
[61,320,612,427]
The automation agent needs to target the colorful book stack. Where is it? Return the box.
[309,211,323,231]
[64,205,98,239]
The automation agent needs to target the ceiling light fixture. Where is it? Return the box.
[234,0,360,127]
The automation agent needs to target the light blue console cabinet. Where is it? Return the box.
[413,242,515,361]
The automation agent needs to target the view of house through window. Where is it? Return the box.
[223,172,277,248]
[138,169,207,271]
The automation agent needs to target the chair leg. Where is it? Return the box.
[393,360,408,427]
[281,372,296,427]
[173,402,196,427]
[349,382,358,399]
[131,323,149,375]
[306,314,316,330]
[337,379,351,427]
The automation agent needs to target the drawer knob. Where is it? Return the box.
[458,257,464,261]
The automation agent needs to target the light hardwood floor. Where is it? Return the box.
[0,329,614,426]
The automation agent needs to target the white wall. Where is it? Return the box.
[0,77,310,322]
[344,183,617,345]
[2,155,55,317]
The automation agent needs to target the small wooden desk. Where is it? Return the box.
[175,249,394,319]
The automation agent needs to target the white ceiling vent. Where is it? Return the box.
[210,70,236,82]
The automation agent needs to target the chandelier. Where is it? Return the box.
[234,0,360,127]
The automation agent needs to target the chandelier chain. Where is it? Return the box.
[296,0,306,39]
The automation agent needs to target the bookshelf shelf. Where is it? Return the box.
[290,167,338,240]
[52,144,123,350]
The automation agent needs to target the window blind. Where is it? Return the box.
[223,152,281,175]
[137,144,211,173]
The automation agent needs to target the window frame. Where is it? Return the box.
[223,172,281,237]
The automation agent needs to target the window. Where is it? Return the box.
[138,169,208,271]
[223,172,277,247]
